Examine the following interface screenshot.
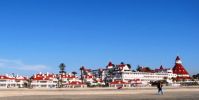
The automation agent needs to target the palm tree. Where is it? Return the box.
[98,69,103,78]
[72,71,77,76]
[27,76,33,89]
[197,74,199,79]
[192,73,199,80]
[56,74,61,88]
[58,63,66,88]
[59,63,66,74]
[80,66,85,83]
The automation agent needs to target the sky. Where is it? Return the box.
[0,0,199,76]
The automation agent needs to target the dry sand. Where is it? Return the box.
[0,87,199,100]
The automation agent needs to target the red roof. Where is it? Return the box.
[32,73,78,81]
[0,75,14,80]
[154,65,169,72]
[173,63,189,75]
[173,56,190,80]
[108,61,113,66]
[32,73,56,81]
[32,76,51,80]
[84,75,94,79]
[15,77,28,80]
[0,75,27,80]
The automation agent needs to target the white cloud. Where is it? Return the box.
[0,59,48,71]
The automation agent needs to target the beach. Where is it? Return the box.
[0,87,199,100]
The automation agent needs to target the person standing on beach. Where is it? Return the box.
[157,81,163,95]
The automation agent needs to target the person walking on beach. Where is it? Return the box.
[157,81,163,95]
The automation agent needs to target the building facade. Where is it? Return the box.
[0,74,27,88]
[30,72,86,88]
[0,56,192,88]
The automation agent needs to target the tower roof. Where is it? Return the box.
[108,61,113,66]
[160,65,164,70]
[176,56,181,61]
[173,56,190,75]
[175,56,182,64]
[173,63,189,75]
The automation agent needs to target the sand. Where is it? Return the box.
[0,87,199,100]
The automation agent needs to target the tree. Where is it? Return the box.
[80,66,85,83]
[59,63,66,74]
[72,71,77,76]
[55,74,64,88]
[27,76,33,89]
[192,73,199,80]
[98,69,103,78]
[58,63,66,88]
[12,73,15,77]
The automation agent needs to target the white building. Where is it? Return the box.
[31,72,86,88]
[0,74,28,88]
[31,73,58,88]
[106,62,177,87]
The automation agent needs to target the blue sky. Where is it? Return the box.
[0,0,199,76]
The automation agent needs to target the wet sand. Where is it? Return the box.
[0,87,199,100]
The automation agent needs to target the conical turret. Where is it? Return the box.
[172,56,190,81]
[175,56,182,64]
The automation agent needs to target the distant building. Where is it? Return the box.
[0,74,27,88]
[0,56,192,88]
[81,61,177,87]
[31,72,58,88]
[30,72,86,88]
[80,67,104,86]
[109,63,177,86]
